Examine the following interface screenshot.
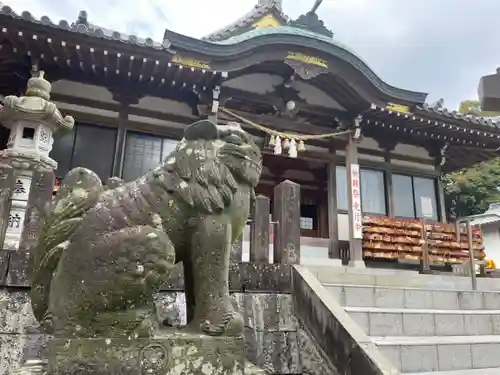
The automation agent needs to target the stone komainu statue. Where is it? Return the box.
[30,119,262,338]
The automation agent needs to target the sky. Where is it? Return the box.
[4,0,500,110]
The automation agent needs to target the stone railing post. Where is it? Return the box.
[273,180,301,264]
[250,194,270,263]
[0,71,74,257]
[230,235,243,263]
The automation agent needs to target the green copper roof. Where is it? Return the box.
[212,26,368,64]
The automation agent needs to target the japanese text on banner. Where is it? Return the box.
[351,164,363,239]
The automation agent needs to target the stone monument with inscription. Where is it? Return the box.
[29,119,262,374]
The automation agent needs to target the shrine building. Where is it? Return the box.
[0,0,497,268]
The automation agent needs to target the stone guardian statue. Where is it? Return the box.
[29,119,263,374]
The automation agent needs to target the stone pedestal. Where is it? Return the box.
[48,333,245,375]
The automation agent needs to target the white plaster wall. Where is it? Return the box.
[52,101,117,118]
[223,73,283,94]
[337,213,350,241]
[52,80,196,122]
[482,223,500,265]
[223,73,345,110]
[131,96,194,118]
[358,137,381,150]
[394,143,431,159]
[51,80,115,103]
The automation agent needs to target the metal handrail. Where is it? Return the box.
[455,218,478,291]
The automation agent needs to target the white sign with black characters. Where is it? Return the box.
[11,176,31,201]
[5,172,32,250]
[7,209,25,233]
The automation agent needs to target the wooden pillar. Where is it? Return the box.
[110,92,138,178]
[208,85,220,124]
[345,132,365,267]
[384,152,394,217]
[436,174,447,223]
[428,142,448,223]
[208,73,227,123]
[273,180,301,264]
[112,106,128,178]
[250,195,270,263]
[326,149,340,262]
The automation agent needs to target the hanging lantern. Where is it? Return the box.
[288,139,297,158]
[283,138,290,149]
[298,140,306,152]
[269,135,276,147]
[274,136,282,155]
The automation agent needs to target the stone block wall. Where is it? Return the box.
[0,263,336,375]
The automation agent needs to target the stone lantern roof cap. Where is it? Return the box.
[0,71,75,133]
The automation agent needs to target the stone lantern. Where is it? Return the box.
[0,70,74,251]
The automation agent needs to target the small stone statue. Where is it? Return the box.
[30,119,262,340]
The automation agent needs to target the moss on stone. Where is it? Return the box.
[48,332,245,375]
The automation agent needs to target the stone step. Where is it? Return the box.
[309,265,500,291]
[373,335,500,373]
[326,284,500,310]
[405,368,500,375]
[346,307,500,337]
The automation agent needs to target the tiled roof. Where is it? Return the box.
[418,102,500,129]
[202,1,288,42]
[0,5,167,50]
[3,2,497,130]
[467,203,500,226]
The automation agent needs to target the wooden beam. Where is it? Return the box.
[384,152,394,217]
[326,144,340,260]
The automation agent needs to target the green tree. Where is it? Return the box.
[444,160,500,218]
[458,99,500,117]
[443,100,500,218]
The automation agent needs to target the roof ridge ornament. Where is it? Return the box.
[288,0,333,38]
[257,0,282,11]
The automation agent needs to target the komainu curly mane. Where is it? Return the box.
[31,119,262,338]
[160,121,260,214]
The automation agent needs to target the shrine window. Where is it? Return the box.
[392,174,438,220]
[360,169,386,215]
[336,166,348,211]
[300,203,317,230]
[50,123,117,182]
[335,166,387,215]
[122,132,178,181]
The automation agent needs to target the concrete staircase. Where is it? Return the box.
[312,265,500,374]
